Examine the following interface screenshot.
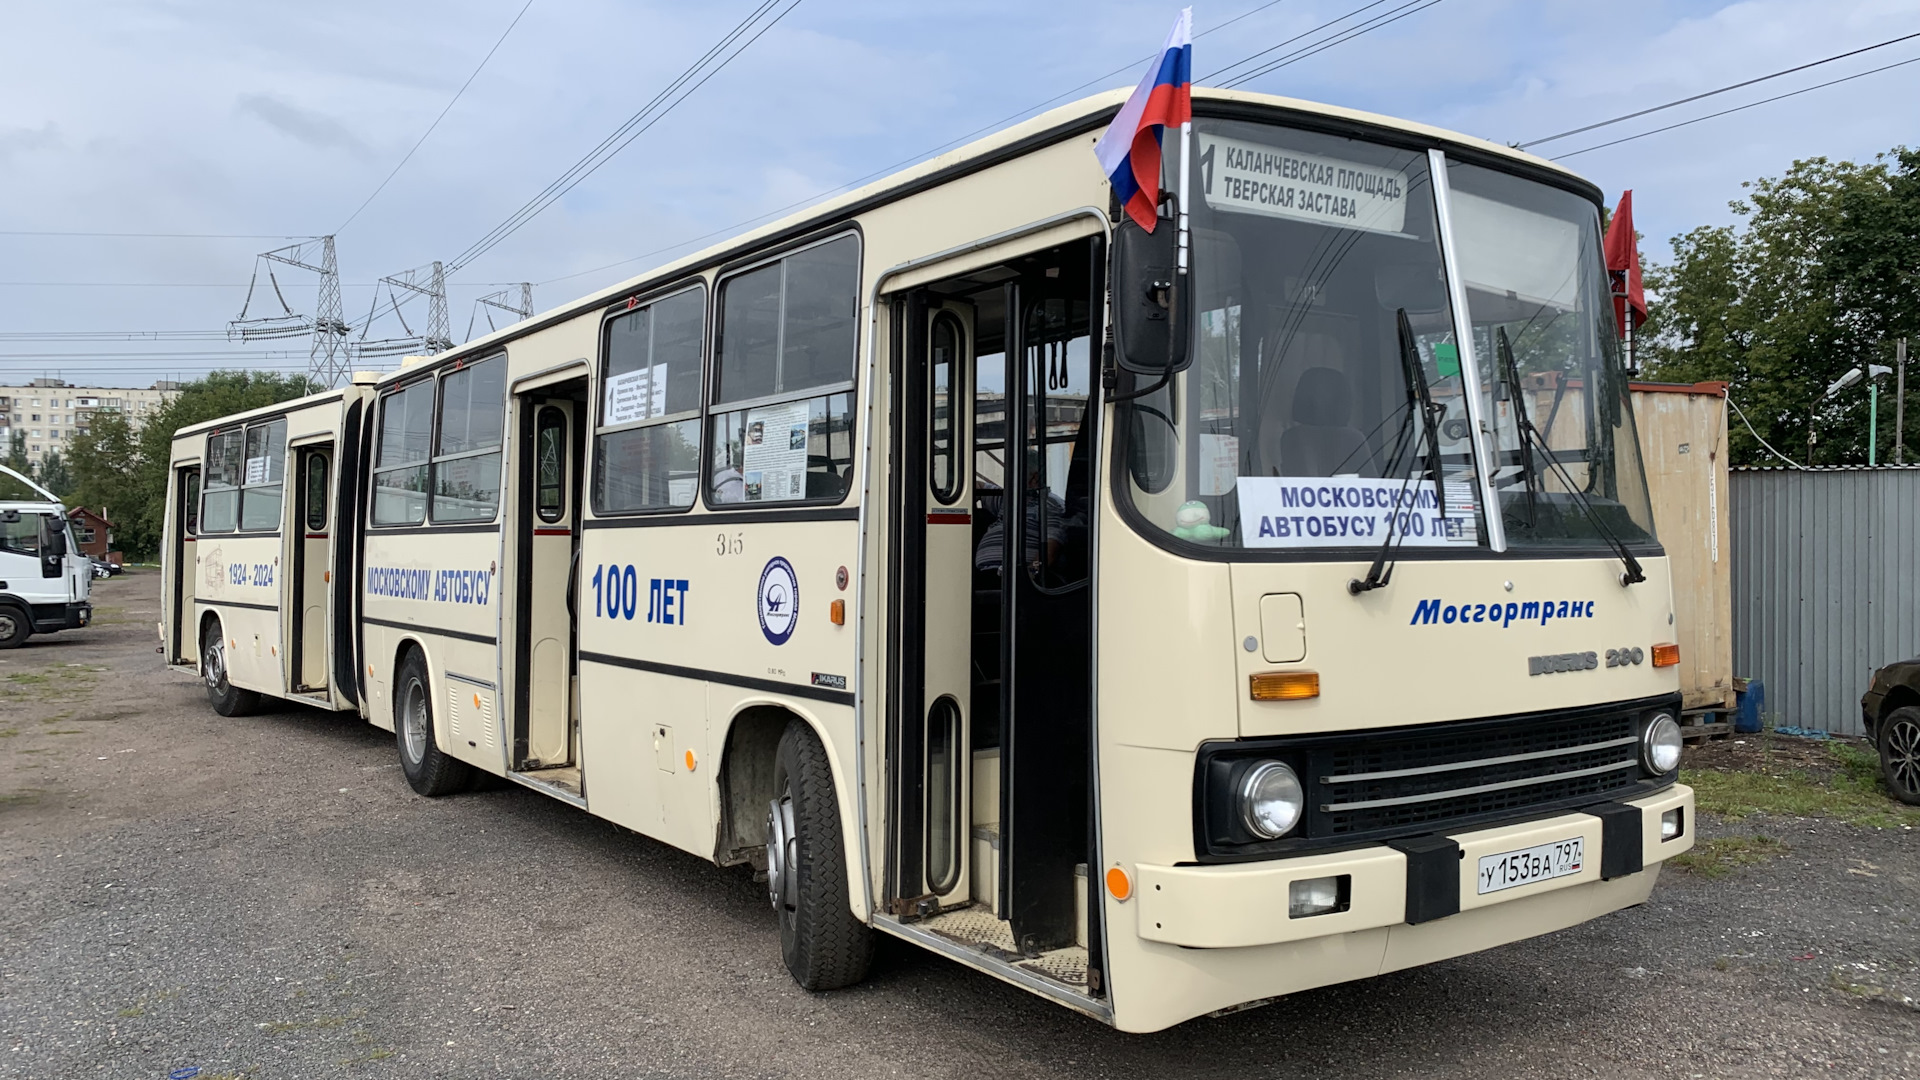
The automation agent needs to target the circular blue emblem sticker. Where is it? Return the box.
[757,556,799,645]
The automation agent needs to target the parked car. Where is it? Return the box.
[1862,659,1920,805]
[89,557,112,580]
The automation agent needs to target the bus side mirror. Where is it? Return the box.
[1111,212,1191,375]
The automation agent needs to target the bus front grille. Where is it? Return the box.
[1315,712,1642,836]
[1193,695,1678,861]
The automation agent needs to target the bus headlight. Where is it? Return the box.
[1239,761,1304,839]
[1642,713,1682,774]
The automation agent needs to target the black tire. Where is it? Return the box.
[1878,706,1920,806]
[201,619,259,716]
[0,605,29,649]
[768,720,873,991]
[394,649,472,797]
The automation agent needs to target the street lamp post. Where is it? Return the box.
[1815,364,1896,465]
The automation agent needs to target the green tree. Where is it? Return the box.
[0,429,32,499]
[65,410,141,537]
[65,371,314,559]
[1641,152,1918,465]
[35,449,73,497]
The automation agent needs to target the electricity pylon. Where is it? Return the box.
[351,260,452,360]
[229,234,349,388]
[466,283,533,341]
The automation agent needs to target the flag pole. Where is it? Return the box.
[1176,6,1192,279]
[1177,117,1191,277]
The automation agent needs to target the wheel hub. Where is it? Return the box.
[203,637,225,689]
[402,678,428,765]
[766,787,797,915]
[0,612,15,639]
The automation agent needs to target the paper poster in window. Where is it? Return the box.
[245,457,269,485]
[605,366,667,425]
[741,399,809,502]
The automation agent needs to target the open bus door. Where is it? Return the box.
[290,444,332,693]
[886,236,1102,981]
[511,380,588,799]
[169,464,201,665]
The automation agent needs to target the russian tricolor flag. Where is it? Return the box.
[1094,8,1193,233]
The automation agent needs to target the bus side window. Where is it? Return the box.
[372,380,434,525]
[594,285,705,513]
[239,418,287,531]
[201,430,244,533]
[709,234,860,506]
[431,356,505,523]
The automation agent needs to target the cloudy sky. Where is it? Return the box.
[1,0,1914,387]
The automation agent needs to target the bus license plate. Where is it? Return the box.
[1476,837,1584,895]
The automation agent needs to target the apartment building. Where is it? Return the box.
[0,378,181,469]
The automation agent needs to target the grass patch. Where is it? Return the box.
[1669,835,1788,878]
[1681,740,1920,829]
[1683,767,1920,830]
[6,673,48,685]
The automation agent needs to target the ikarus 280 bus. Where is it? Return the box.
[161,87,1694,1032]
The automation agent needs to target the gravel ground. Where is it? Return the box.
[2,572,1917,1079]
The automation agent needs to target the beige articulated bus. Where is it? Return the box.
[162,87,1694,1032]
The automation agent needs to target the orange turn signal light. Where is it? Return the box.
[1651,642,1680,668]
[829,599,845,626]
[1105,866,1132,902]
[684,749,697,772]
[1250,670,1320,701]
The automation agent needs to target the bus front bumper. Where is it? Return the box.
[1109,786,1691,1029]
[1134,785,1691,949]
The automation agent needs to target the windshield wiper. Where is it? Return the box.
[1350,309,1447,595]
[1495,328,1645,586]
[1495,326,1539,529]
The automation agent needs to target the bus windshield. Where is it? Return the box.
[1120,117,1654,555]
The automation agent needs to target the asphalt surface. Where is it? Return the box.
[3,572,1917,1079]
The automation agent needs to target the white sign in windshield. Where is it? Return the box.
[1235,475,1477,548]
[1198,134,1411,235]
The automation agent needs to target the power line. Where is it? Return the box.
[1520,30,1920,149]
[449,0,802,274]
[0,231,308,239]
[538,0,1425,290]
[1219,0,1447,88]
[1551,53,1920,161]
[1203,0,1392,82]
[335,0,538,234]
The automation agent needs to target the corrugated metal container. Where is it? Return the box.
[1631,382,1734,714]
[1730,466,1920,735]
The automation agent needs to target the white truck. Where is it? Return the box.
[0,465,93,648]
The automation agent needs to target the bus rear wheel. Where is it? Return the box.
[767,720,872,991]
[201,620,259,716]
[394,650,472,797]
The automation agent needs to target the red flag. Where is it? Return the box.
[1603,190,1646,334]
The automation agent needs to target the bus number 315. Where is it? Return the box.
[591,564,690,626]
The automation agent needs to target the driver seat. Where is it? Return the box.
[1280,366,1371,476]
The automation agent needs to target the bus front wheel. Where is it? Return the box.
[201,620,259,716]
[394,650,473,797]
[767,720,872,991]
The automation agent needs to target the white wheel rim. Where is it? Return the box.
[0,612,16,639]
[402,678,428,764]
[204,635,225,689]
